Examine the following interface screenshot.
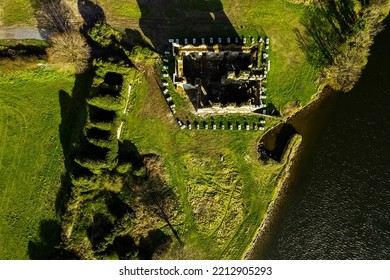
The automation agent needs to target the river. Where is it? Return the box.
[252,18,390,259]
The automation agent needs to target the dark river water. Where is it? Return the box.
[255,19,390,259]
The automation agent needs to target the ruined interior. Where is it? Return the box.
[173,43,267,112]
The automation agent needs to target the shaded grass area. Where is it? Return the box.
[123,67,285,259]
[0,67,75,259]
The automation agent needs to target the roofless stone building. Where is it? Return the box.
[171,38,269,114]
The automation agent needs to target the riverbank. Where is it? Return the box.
[243,132,303,259]
[253,14,390,258]
[243,89,335,259]
[244,6,390,257]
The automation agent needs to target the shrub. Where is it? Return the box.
[87,95,125,111]
[70,174,103,192]
[129,45,158,63]
[47,31,91,74]
[116,162,133,174]
[107,145,119,165]
[88,23,123,48]
[74,158,111,174]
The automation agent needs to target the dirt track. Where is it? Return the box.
[0,27,47,40]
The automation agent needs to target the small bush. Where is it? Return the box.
[87,95,125,111]
[89,23,123,48]
[116,162,133,174]
[74,158,111,174]
[71,174,103,192]
[129,45,158,63]
[47,31,91,74]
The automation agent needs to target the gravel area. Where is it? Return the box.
[0,27,49,40]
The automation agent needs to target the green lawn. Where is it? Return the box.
[0,0,35,26]
[0,67,75,259]
[96,0,143,19]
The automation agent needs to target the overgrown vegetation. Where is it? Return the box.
[49,22,284,259]
[296,0,390,91]
[56,24,183,259]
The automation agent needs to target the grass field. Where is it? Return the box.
[0,66,76,259]
[121,66,285,259]
[0,0,389,259]
[0,0,35,26]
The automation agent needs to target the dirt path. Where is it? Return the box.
[0,27,48,40]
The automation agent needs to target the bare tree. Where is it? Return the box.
[47,31,91,74]
[139,156,183,246]
[32,0,75,34]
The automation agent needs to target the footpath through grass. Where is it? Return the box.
[0,67,75,259]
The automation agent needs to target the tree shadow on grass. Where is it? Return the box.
[113,235,138,260]
[25,71,93,260]
[77,0,106,29]
[123,28,154,51]
[294,0,359,67]
[138,155,183,246]
[0,44,46,58]
[87,213,114,250]
[119,140,144,171]
[138,229,172,260]
[136,0,239,51]
[30,0,75,38]
[56,73,93,215]
[28,220,60,259]
[27,73,93,260]
[105,192,134,220]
